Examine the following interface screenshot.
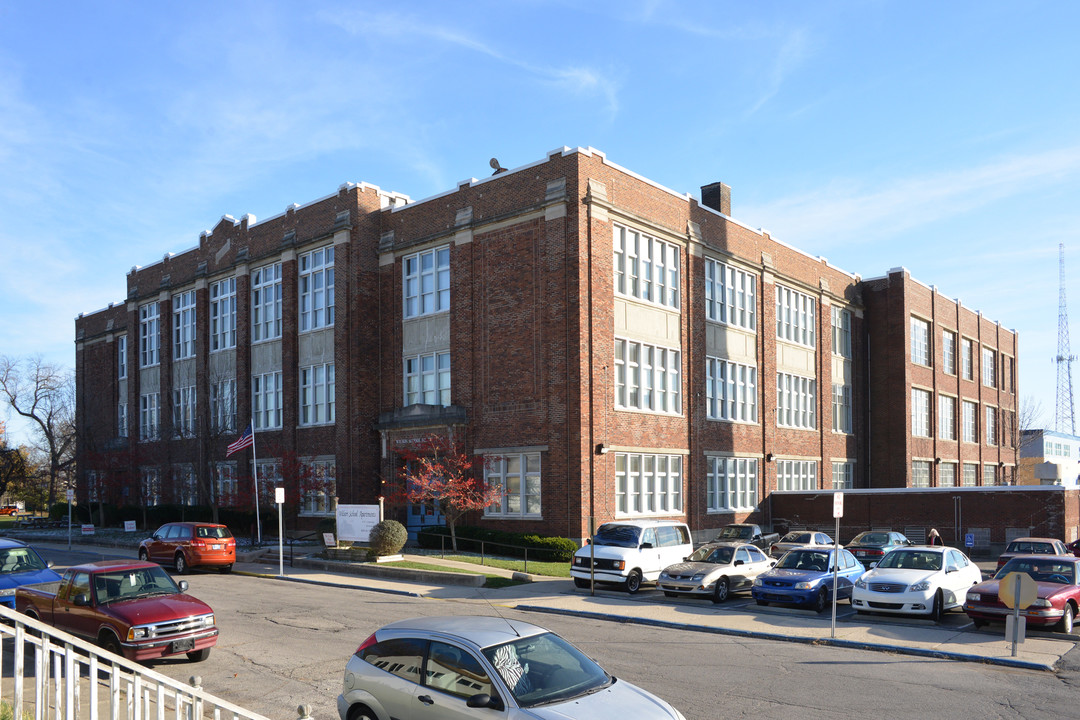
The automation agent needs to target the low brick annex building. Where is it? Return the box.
[74,146,1029,544]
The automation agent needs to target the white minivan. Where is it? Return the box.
[571,520,693,593]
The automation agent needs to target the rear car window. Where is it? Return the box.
[196,526,233,539]
[360,637,426,683]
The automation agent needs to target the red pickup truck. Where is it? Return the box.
[16,559,218,662]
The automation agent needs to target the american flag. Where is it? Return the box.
[226,423,254,456]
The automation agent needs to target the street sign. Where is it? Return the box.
[999,571,1037,610]
[965,533,975,548]
[833,492,844,518]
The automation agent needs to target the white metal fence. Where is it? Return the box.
[0,604,273,720]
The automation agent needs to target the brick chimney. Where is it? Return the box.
[701,182,731,215]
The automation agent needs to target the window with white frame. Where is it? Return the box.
[962,463,978,486]
[614,453,682,516]
[252,371,282,430]
[254,460,281,504]
[613,224,680,309]
[86,470,100,502]
[403,246,450,318]
[706,357,756,423]
[139,393,158,441]
[704,258,754,330]
[775,285,816,347]
[118,402,127,438]
[706,457,758,511]
[485,452,541,518]
[939,462,957,487]
[912,460,931,488]
[172,290,196,360]
[943,330,956,375]
[214,462,238,505]
[982,347,996,388]
[776,373,816,429]
[832,461,854,489]
[299,246,335,331]
[176,465,198,506]
[139,302,159,367]
[938,395,956,440]
[961,338,974,380]
[140,467,161,506]
[251,263,282,342]
[210,277,236,351]
[117,335,127,379]
[404,352,451,407]
[832,383,852,433]
[300,458,336,515]
[911,388,931,437]
[615,339,681,414]
[962,400,978,443]
[985,406,997,445]
[776,460,816,491]
[173,385,196,438]
[983,464,998,486]
[910,316,930,365]
[210,379,236,434]
[832,306,852,358]
[301,363,335,425]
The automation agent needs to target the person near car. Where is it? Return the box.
[928,528,942,546]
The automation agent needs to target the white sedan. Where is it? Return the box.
[851,546,983,621]
[657,542,775,602]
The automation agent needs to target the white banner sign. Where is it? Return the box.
[81,524,95,535]
[124,520,137,532]
[335,505,381,542]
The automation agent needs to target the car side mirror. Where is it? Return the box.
[870,562,878,569]
[640,542,654,549]
[73,594,90,607]
[946,564,959,574]
[585,538,591,545]
[734,560,744,566]
[178,580,189,592]
[466,694,503,711]
[769,561,776,567]
[46,560,54,568]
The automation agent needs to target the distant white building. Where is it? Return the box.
[1019,429,1080,487]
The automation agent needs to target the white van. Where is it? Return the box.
[570,519,693,593]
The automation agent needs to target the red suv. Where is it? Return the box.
[138,522,236,574]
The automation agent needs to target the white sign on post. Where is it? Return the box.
[833,492,844,518]
[335,505,381,542]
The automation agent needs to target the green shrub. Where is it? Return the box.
[369,519,408,557]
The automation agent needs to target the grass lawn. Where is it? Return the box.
[411,553,571,579]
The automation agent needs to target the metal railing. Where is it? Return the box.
[0,604,272,720]
[427,534,567,573]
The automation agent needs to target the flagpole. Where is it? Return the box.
[250,417,262,545]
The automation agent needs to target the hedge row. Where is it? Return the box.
[417,525,578,563]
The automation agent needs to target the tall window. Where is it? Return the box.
[176,466,198,506]
[910,317,930,366]
[139,302,159,367]
[252,371,283,430]
[300,458,336,515]
[911,388,931,437]
[614,453,682,516]
[962,400,978,442]
[141,468,161,507]
[706,358,756,423]
[485,452,541,518]
[299,246,335,331]
[173,385,196,438]
[985,406,997,445]
[300,363,336,425]
[776,460,816,491]
[214,462,238,505]
[775,286,815,347]
[942,331,956,375]
[912,460,931,488]
[117,335,127,379]
[704,259,754,330]
[832,383,852,433]
[615,339,681,414]
[255,460,282,504]
[210,379,236,434]
[832,461,854,489]
[939,462,957,487]
[208,277,236,351]
[832,306,852,358]
[984,464,998,486]
[118,402,127,438]
[776,373,816,429]
[938,395,956,440]
[404,352,451,406]
[172,291,196,360]
[706,457,758,511]
[613,225,680,309]
[139,393,158,441]
[251,263,282,342]
[403,246,450,318]
[982,348,997,388]
[961,338,974,380]
[962,463,978,486]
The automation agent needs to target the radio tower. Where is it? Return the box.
[1055,242,1076,434]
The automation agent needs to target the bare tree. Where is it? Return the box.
[0,355,77,507]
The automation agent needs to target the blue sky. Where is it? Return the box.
[2,1,1079,443]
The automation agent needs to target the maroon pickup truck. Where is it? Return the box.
[16,559,217,662]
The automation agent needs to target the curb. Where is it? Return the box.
[231,569,423,597]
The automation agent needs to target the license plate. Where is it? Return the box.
[171,638,194,654]
[211,544,221,550]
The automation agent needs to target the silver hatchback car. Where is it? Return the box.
[337,615,686,720]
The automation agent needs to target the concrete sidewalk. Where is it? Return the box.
[39,540,1076,672]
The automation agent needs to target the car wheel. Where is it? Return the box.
[756,599,768,606]
[175,553,189,575]
[1060,604,1075,634]
[712,577,730,604]
[347,705,377,720]
[573,577,589,589]
[971,618,987,629]
[138,548,149,562]
[814,587,829,613]
[624,569,642,594]
[186,648,211,662]
[929,590,943,622]
[99,633,122,657]
[220,564,233,574]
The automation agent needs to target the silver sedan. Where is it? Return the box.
[658,542,775,603]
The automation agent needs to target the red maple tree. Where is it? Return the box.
[395,435,503,551]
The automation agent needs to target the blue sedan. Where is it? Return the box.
[751,546,865,612]
[0,539,61,608]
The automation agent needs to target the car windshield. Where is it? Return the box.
[995,558,1078,584]
[780,532,812,544]
[775,550,829,572]
[196,526,232,539]
[716,526,751,540]
[591,524,641,548]
[482,632,610,708]
[852,532,889,545]
[1006,541,1055,555]
[687,545,735,564]
[0,547,48,574]
[93,566,181,603]
[876,550,942,571]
